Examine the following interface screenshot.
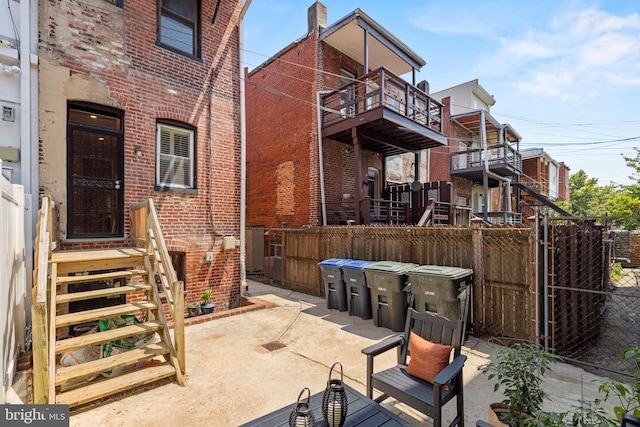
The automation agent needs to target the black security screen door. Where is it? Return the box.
[67,104,124,238]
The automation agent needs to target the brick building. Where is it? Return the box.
[38,0,245,310]
[431,80,524,224]
[246,2,447,228]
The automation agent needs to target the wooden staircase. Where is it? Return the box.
[32,197,186,407]
[50,248,183,406]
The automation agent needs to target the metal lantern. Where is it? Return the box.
[322,362,348,427]
[289,387,316,427]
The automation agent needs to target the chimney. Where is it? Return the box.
[417,80,429,94]
[308,1,327,34]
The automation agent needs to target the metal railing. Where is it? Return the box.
[450,143,522,174]
[321,67,443,134]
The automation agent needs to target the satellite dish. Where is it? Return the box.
[410,180,423,191]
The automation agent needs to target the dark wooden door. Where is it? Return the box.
[67,105,124,238]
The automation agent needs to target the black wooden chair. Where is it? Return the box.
[622,413,640,427]
[362,308,466,427]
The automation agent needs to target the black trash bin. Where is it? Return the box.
[341,260,375,319]
[408,265,473,323]
[364,261,417,331]
[318,258,350,311]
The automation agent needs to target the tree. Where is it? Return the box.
[622,148,640,185]
[605,192,640,230]
[568,170,612,216]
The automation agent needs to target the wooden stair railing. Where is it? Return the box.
[31,195,57,404]
[31,196,185,407]
[130,198,185,373]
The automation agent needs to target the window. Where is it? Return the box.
[156,121,195,190]
[339,68,355,118]
[158,0,199,56]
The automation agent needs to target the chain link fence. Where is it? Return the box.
[548,223,640,381]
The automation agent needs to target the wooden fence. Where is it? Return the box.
[1,169,26,403]
[275,223,536,340]
[270,220,609,345]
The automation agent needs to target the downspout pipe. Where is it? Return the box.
[316,90,333,226]
[239,0,252,296]
[480,109,489,219]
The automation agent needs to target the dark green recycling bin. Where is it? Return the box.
[341,260,374,319]
[363,261,417,331]
[408,265,473,322]
[318,258,350,311]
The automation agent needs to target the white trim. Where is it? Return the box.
[156,123,195,189]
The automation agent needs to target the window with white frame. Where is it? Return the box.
[157,0,199,56]
[156,122,195,189]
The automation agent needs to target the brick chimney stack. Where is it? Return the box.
[308,1,327,34]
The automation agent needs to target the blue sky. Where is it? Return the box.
[243,1,640,186]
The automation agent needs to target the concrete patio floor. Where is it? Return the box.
[8,279,621,426]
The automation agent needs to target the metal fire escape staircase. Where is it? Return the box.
[512,181,574,218]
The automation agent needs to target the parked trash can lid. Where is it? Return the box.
[408,265,473,280]
[341,260,375,270]
[318,258,351,267]
[363,261,418,274]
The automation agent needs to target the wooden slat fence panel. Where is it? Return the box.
[409,227,474,267]
[477,228,534,340]
[276,225,537,341]
[549,221,606,357]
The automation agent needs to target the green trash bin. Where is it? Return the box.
[408,265,473,323]
[364,261,417,331]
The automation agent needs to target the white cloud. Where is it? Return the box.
[486,6,640,98]
[499,37,554,59]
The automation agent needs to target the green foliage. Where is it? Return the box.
[605,191,640,230]
[610,262,624,281]
[598,347,640,421]
[480,343,558,426]
[201,289,212,304]
[568,170,613,216]
[525,401,616,427]
[622,148,640,185]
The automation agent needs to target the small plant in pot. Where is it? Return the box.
[479,341,557,426]
[187,301,200,317]
[200,289,215,315]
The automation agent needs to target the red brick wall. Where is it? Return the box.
[430,97,472,204]
[246,34,318,227]
[39,0,243,311]
[246,32,382,227]
[558,162,570,202]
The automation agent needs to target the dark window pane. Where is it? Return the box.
[69,109,121,130]
[160,14,194,53]
[163,0,194,20]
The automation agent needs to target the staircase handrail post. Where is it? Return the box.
[172,280,185,374]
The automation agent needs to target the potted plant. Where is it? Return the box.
[187,301,200,317]
[599,347,640,422]
[479,341,557,426]
[200,289,215,314]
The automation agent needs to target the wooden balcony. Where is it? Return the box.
[320,67,446,155]
[450,143,522,183]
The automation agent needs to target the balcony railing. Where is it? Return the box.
[450,142,522,179]
[327,197,410,225]
[321,67,443,134]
